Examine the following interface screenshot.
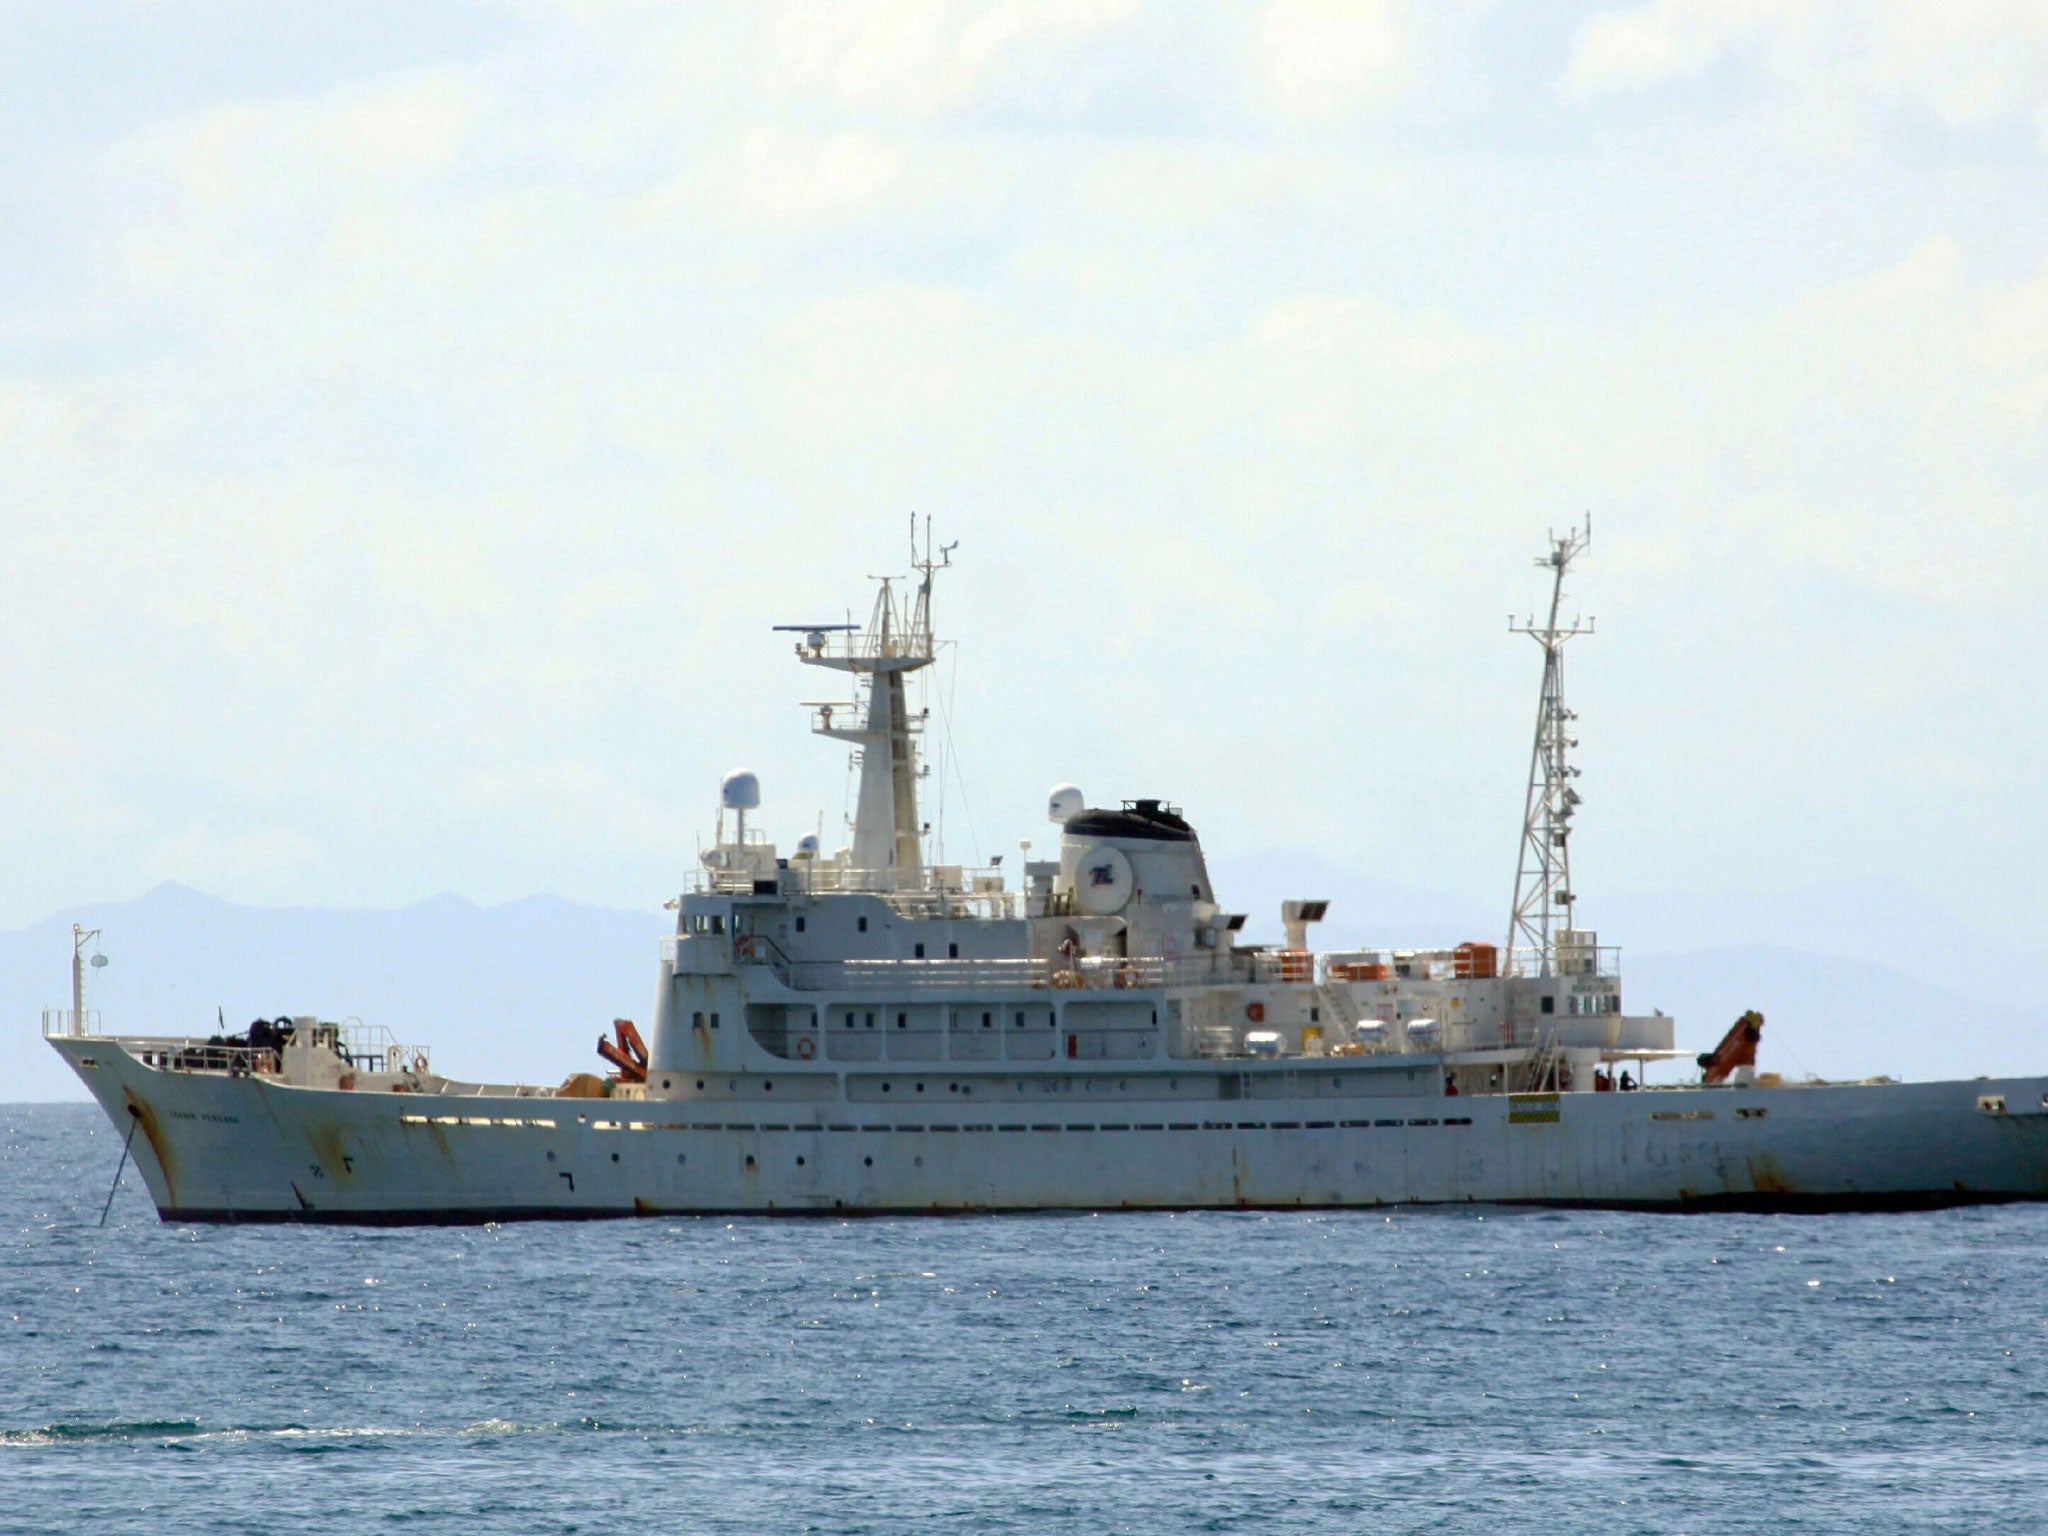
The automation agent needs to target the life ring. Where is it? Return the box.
[795,1035,816,1060]
[1246,1002,1265,1023]
[411,1050,429,1075]
[1114,965,1138,989]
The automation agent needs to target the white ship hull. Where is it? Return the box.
[52,1037,2048,1222]
[48,533,2048,1223]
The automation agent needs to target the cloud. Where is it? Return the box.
[1251,0,1414,120]
[1563,0,2048,148]
[758,0,1141,118]
[3,2,2045,940]
[709,128,912,228]
[1563,0,1794,99]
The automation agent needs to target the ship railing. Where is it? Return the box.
[54,1027,285,1076]
[56,1017,426,1077]
[41,1008,103,1037]
[773,953,1248,993]
[331,1019,424,1074]
[1331,944,1622,981]
[1495,943,1622,979]
[692,861,1021,919]
[130,1040,284,1077]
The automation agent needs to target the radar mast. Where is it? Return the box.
[775,519,954,888]
[1506,520,1593,976]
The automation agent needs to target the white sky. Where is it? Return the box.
[3,0,2045,945]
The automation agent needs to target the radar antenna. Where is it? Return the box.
[1506,519,1593,976]
[772,520,954,887]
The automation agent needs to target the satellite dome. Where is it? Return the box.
[720,769,761,810]
[795,833,821,858]
[1047,784,1085,824]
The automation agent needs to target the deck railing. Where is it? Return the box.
[748,950,1305,993]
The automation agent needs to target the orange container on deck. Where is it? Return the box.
[1329,961,1388,982]
[1454,942,1499,979]
[1278,949,1314,983]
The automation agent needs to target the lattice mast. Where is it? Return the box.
[1505,521,1593,976]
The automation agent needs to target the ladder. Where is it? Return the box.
[1317,981,1366,1032]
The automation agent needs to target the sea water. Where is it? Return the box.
[3,1102,2044,1534]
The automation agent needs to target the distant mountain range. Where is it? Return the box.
[5,874,2041,1102]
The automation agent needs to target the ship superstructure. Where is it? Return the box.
[44,528,2048,1220]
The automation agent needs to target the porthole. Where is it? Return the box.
[882,1082,891,1092]
[913,1156,923,1168]
[744,1154,756,1168]
[677,1154,686,1165]
[610,1152,620,1163]
[863,1156,873,1167]
[546,1150,556,1162]
[764,1081,773,1092]
[662,1078,672,1090]
[696,1080,705,1090]
[915,1082,925,1093]
[796,1156,806,1167]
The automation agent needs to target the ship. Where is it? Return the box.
[44,524,2048,1221]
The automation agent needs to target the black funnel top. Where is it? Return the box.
[1062,799,1196,843]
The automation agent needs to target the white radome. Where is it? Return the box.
[1047,784,1084,824]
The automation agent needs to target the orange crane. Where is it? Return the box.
[596,1018,649,1083]
[1697,1009,1764,1085]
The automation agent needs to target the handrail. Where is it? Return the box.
[749,951,1262,993]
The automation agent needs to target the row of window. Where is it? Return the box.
[1538,993,1622,1015]
[833,1009,1054,1031]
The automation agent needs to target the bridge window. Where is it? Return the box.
[915,943,925,959]
[858,916,868,933]
[949,943,959,958]
[795,917,806,933]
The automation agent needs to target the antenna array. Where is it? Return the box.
[1506,520,1594,975]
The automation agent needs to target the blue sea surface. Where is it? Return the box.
[4,1102,2045,1534]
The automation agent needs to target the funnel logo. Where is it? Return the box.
[1089,863,1117,887]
